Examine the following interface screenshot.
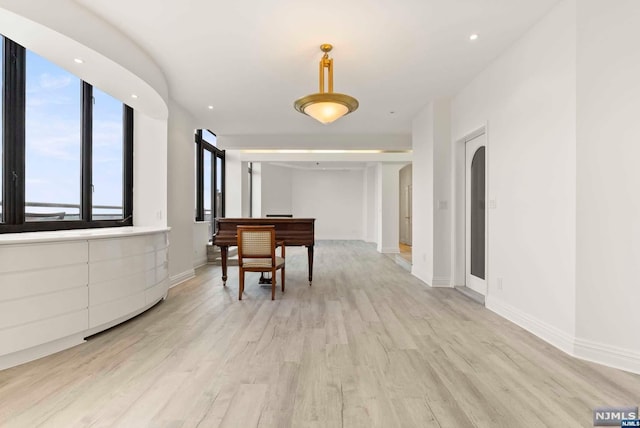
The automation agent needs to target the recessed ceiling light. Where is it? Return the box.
[131,94,138,99]
[208,105,214,110]
[469,34,479,41]
[74,58,84,64]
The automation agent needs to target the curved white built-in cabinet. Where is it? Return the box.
[0,227,170,370]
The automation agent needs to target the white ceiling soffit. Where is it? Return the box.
[0,1,168,119]
[267,162,368,171]
[236,150,412,165]
[217,134,412,150]
[73,0,561,135]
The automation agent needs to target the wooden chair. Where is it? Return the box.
[237,225,285,300]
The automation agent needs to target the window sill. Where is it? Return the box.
[0,226,170,245]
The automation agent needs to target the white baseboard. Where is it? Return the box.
[193,257,208,269]
[0,334,85,371]
[487,297,640,375]
[379,246,400,254]
[411,267,433,287]
[410,267,452,288]
[432,277,452,287]
[317,236,362,241]
[486,296,575,355]
[170,269,196,288]
[574,337,640,375]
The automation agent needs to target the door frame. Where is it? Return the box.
[399,163,412,246]
[465,136,487,295]
[452,125,490,301]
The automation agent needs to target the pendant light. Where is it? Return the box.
[294,44,359,124]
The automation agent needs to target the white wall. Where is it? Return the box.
[432,101,452,285]
[251,163,262,218]
[449,0,577,350]
[241,162,250,217]
[377,163,404,253]
[222,150,411,246]
[412,104,435,284]
[260,164,293,216]
[411,99,452,286]
[363,165,378,244]
[575,0,640,371]
[291,169,364,240]
[133,112,168,229]
[192,222,210,269]
[223,151,243,218]
[225,160,367,240]
[166,100,198,281]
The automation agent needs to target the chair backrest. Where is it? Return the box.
[237,225,275,260]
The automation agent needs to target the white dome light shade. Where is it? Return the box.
[304,102,349,124]
[294,44,358,124]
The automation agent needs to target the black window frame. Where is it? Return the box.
[0,36,133,233]
[195,129,225,231]
[248,161,253,218]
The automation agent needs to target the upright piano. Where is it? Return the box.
[212,218,316,286]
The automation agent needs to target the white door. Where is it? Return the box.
[399,164,413,246]
[401,184,412,245]
[465,134,487,295]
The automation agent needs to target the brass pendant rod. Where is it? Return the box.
[319,57,324,93]
[318,44,334,94]
[326,57,333,93]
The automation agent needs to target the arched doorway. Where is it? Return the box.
[465,136,486,295]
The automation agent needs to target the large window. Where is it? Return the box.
[195,129,224,236]
[1,36,133,233]
[25,50,82,221]
[203,149,212,220]
[216,156,223,220]
[92,87,124,220]
[0,36,3,222]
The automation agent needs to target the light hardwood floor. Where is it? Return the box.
[0,241,638,427]
[398,243,412,263]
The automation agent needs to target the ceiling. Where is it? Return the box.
[73,0,560,137]
[268,161,368,171]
